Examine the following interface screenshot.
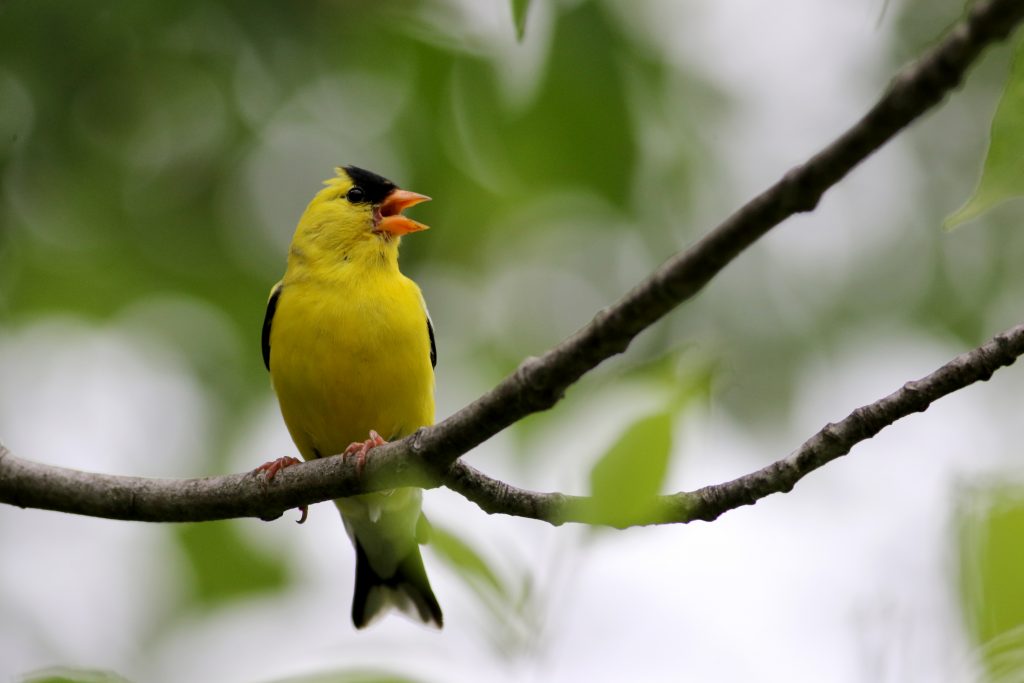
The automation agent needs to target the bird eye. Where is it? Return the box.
[346,187,365,203]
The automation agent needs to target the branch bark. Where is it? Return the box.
[1,0,1023,525]
[442,322,1024,526]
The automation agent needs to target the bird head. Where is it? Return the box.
[292,166,430,266]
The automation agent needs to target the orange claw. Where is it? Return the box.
[342,430,387,476]
[253,456,309,524]
[254,456,302,481]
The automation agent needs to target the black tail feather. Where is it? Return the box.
[351,539,443,629]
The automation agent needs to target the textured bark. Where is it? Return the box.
[443,322,1024,526]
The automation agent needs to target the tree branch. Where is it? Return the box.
[1,0,1022,524]
[2,321,1023,525]
[442,321,1024,526]
[405,0,1024,476]
[0,440,419,523]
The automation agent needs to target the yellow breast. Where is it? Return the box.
[269,266,434,460]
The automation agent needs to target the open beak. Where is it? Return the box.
[374,189,431,237]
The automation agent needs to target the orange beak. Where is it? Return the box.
[374,189,431,237]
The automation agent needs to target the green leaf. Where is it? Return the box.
[945,36,1024,229]
[511,0,532,41]
[428,524,505,597]
[588,411,674,526]
[958,482,1024,680]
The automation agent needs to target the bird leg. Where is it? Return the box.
[253,456,308,524]
[342,430,387,476]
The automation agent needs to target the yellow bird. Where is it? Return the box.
[259,165,442,629]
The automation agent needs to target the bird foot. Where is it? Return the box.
[342,430,388,476]
[254,456,302,481]
[253,456,308,524]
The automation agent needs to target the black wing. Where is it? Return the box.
[262,283,282,371]
[427,314,436,369]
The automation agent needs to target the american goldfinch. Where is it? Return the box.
[259,165,442,629]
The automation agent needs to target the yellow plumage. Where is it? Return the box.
[262,166,441,628]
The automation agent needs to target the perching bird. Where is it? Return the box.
[258,165,442,629]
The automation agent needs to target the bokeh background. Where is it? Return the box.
[2,0,1024,681]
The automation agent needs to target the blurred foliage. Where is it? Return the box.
[428,524,505,596]
[176,521,291,605]
[265,672,428,683]
[0,0,709,395]
[21,670,132,683]
[23,667,433,683]
[946,36,1024,228]
[958,482,1024,682]
[429,523,541,658]
[510,0,532,41]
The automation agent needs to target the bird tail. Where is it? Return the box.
[351,539,443,629]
